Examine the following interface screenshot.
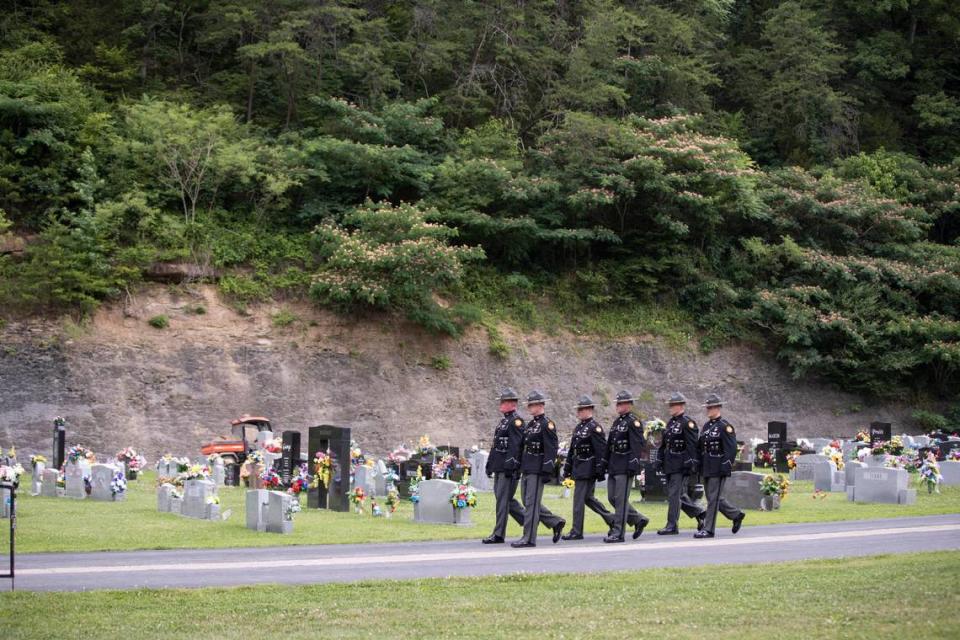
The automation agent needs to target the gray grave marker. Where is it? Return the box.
[939,460,960,486]
[41,468,58,497]
[469,451,491,491]
[90,463,122,501]
[245,489,269,532]
[31,462,45,496]
[720,471,766,510]
[157,483,174,512]
[265,490,294,534]
[413,479,471,524]
[849,467,915,504]
[64,460,89,499]
[791,454,829,481]
[813,461,846,492]
[182,479,216,519]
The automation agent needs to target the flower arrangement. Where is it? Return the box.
[386,489,400,515]
[887,436,904,456]
[116,448,147,472]
[264,438,282,454]
[371,497,383,517]
[30,454,47,468]
[854,430,869,442]
[350,441,364,466]
[66,445,93,464]
[918,453,942,494]
[384,469,400,490]
[289,463,309,495]
[450,483,477,510]
[432,455,454,480]
[0,463,25,485]
[285,500,301,520]
[388,446,412,464]
[950,450,960,462]
[351,486,366,513]
[110,471,127,496]
[415,435,437,457]
[756,449,774,467]
[821,444,845,471]
[785,450,802,470]
[409,465,423,502]
[184,464,211,481]
[760,474,790,499]
[856,447,870,462]
[870,440,888,456]
[260,469,282,489]
[643,418,666,439]
[561,477,575,490]
[247,451,264,465]
[207,495,220,505]
[312,451,332,489]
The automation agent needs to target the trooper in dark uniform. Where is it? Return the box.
[511,390,566,548]
[603,390,650,543]
[482,387,526,544]
[656,392,705,534]
[695,394,746,538]
[561,395,614,540]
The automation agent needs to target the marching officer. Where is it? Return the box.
[511,390,566,548]
[695,394,745,538]
[656,392,705,534]
[561,395,614,540]
[482,387,526,544]
[603,390,649,543]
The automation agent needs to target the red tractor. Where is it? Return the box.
[200,415,273,466]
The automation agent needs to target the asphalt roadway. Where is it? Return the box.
[7,514,960,592]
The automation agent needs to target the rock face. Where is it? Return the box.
[0,286,915,459]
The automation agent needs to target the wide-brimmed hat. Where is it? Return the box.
[702,393,723,408]
[526,390,548,405]
[615,390,635,404]
[667,392,687,405]
[574,394,595,409]
[496,387,519,402]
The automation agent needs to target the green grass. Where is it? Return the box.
[10,471,960,554]
[2,552,958,639]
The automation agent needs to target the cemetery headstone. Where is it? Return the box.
[265,490,294,534]
[31,461,45,496]
[354,465,377,498]
[224,462,240,486]
[64,460,89,499]
[245,489,269,532]
[845,461,866,486]
[183,479,216,519]
[791,454,830,481]
[939,460,960,486]
[639,460,668,501]
[210,457,225,487]
[870,421,892,445]
[469,450,491,491]
[41,468,58,497]
[721,471,766,510]
[52,420,66,470]
[90,463,122,501]
[813,461,846,492]
[849,466,915,504]
[414,479,470,524]
[157,483,174,512]
[307,425,351,511]
[170,494,183,515]
[938,440,960,460]
[280,430,301,486]
[767,421,787,446]
[0,486,9,519]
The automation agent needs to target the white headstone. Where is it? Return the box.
[41,468,59,498]
[90,463,121,501]
[721,471,766,509]
[245,489,269,532]
[374,460,388,496]
[210,458,225,487]
[265,490,293,534]
[64,460,89,499]
[157,483,174,512]
[413,479,466,524]
[183,479,216,519]
[849,467,915,504]
[31,461,45,496]
[354,466,376,497]
[939,460,960,486]
[845,461,866,486]
[813,461,845,492]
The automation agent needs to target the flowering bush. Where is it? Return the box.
[450,483,477,509]
[760,474,790,499]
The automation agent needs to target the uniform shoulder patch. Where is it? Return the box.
[548,421,555,430]
[688,421,696,429]
[514,418,523,427]
[634,420,641,427]
[595,425,603,433]
[726,425,734,433]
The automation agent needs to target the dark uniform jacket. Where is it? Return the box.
[656,414,700,475]
[699,416,738,478]
[520,414,559,476]
[563,418,607,481]
[606,412,646,475]
[486,410,525,476]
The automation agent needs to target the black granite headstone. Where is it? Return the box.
[52,419,66,470]
[870,421,892,445]
[224,463,240,487]
[307,425,351,512]
[639,460,668,501]
[280,431,301,486]
[767,421,787,445]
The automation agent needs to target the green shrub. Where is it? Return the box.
[148,315,169,329]
[430,355,451,371]
[271,308,299,328]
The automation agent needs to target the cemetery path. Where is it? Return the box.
[8,514,960,592]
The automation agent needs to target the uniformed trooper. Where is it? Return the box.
[603,390,650,543]
[511,390,566,548]
[656,392,706,535]
[560,394,615,540]
[482,387,526,544]
[695,394,746,539]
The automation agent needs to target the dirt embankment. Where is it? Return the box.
[0,285,914,460]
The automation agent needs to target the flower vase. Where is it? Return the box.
[354,505,361,515]
[760,495,779,511]
[561,488,570,499]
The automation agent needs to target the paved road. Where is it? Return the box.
[7,514,960,592]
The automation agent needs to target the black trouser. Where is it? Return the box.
[518,473,564,544]
[491,471,524,538]
[607,474,647,539]
[665,472,704,529]
[570,478,614,536]
[703,476,743,534]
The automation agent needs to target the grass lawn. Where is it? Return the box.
[8,470,960,554]
[2,552,958,639]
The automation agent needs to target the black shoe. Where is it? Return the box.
[732,513,745,535]
[657,527,679,536]
[696,513,705,531]
[561,533,583,541]
[511,541,535,548]
[603,535,625,543]
[693,530,714,539]
[632,518,649,540]
[553,520,566,543]
[482,535,505,544]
